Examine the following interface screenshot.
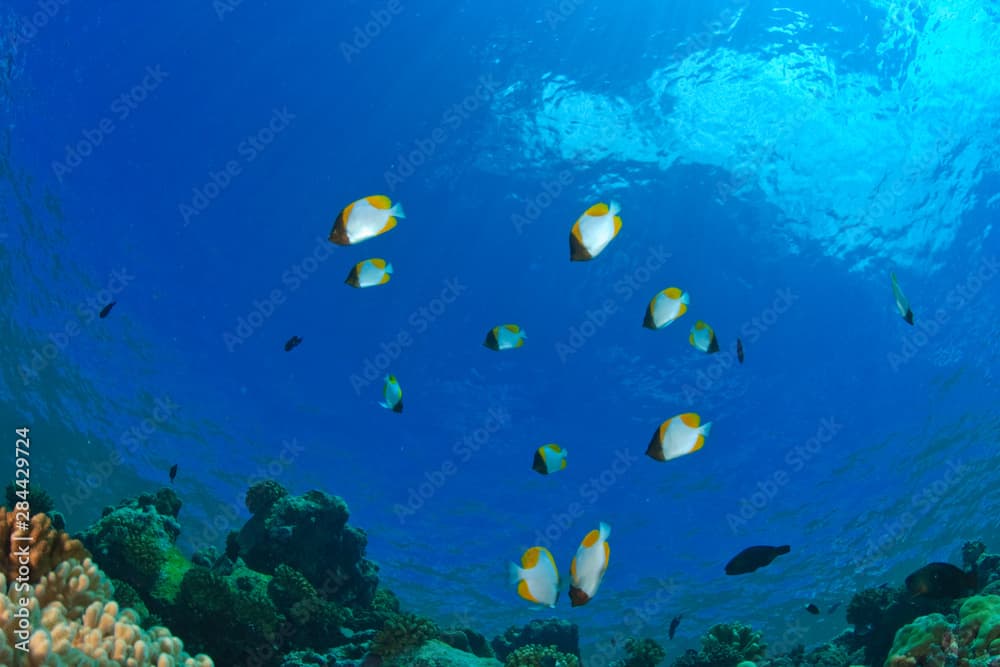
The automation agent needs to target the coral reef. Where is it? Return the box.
[615,637,667,667]
[5,482,54,517]
[0,509,89,584]
[75,488,185,597]
[237,484,380,608]
[439,626,495,658]
[246,480,289,516]
[492,619,581,661]
[672,623,766,667]
[964,541,1000,594]
[0,557,212,665]
[505,643,580,667]
[369,611,439,660]
[861,594,1000,667]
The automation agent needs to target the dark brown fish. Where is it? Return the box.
[284,335,303,352]
[805,603,820,615]
[725,545,791,575]
[99,301,116,318]
[169,463,178,483]
[736,338,744,364]
[669,614,682,639]
[905,562,977,598]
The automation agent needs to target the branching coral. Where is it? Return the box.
[505,643,580,667]
[0,509,90,584]
[0,557,212,665]
[369,612,439,660]
[673,623,766,667]
[618,638,667,667]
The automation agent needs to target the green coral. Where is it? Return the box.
[245,479,288,515]
[369,612,439,660]
[958,595,1000,656]
[883,613,950,667]
[150,545,192,605]
[267,563,351,647]
[505,643,580,667]
[5,482,53,515]
[618,638,666,667]
[673,623,765,667]
[171,564,284,666]
[110,578,149,623]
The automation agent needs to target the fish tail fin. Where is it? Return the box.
[699,421,713,437]
[385,263,393,274]
[904,309,914,325]
[378,400,390,409]
[681,292,690,304]
[599,521,612,541]
[776,545,791,555]
[609,200,621,215]
[508,562,522,586]
[391,202,406,219]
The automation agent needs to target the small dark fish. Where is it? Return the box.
[725,545,791,575]
[99,301,116,318]
[669,614,682,639]
[805,603,820,615]
[905,562,977,598]
[610,638,616,647]
[736,338,744,364]
[284,335,303,352]
[169,464,177,483]
[828,601,841,614]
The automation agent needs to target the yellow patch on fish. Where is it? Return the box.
[569,201,622,261]
[345,258,393,288]
[569,522,611,607]
[330,195,406,245]
[646,413,712,461]
[643,287,689,329]
[509,546,559,607]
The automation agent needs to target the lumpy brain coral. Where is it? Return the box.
[0,557,213,666]
[0,509,90,584]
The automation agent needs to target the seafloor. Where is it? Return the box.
[2,482,998,667]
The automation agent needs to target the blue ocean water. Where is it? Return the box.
[1,0,998,663]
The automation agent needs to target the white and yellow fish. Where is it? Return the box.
[379,374,403,413]
[532,444,567,475]
[646,413,711,462]
[689,320,720,353]
[345,258,393,288]
[509,546,560,607]
[569,201,622,261]
[890,272,914,325]
[569,522,611,607]
[484,324,527,351]
[330,195,406,246]
[643,287,690,329]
